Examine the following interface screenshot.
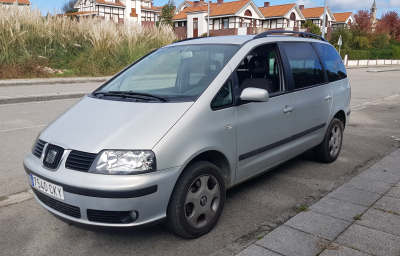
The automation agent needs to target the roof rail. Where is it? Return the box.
[172,37,205,44]
[253,30,328,42]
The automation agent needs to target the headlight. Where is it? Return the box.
[88,150,156,175]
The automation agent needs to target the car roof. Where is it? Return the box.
[167,35,330,47]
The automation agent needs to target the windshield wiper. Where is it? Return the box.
[111,91,169,102]
[93,91,150,101]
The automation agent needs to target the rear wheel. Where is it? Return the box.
[313,118,343,163]
[165,161,226,238]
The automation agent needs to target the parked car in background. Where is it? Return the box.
[25,31,351,239]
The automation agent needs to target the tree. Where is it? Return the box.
[353,36,370,49]
[330,27,352,49]
[371,33,390,48]
[376,11,400,41]
[351,10,372,38]
[301,20,321,36]
[62,0,78,14]
[159,0,175,28]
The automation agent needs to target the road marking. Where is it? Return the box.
[0,124,47,132]
[352,94,400,111]
[0,189,33,208]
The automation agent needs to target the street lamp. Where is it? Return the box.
[321,0,327,38]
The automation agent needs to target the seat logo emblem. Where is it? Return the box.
[46,150,57,164]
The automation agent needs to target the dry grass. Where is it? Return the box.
[0,5,176,78]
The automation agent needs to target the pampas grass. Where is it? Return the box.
[0,5,177,78]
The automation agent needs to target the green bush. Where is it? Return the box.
[353,36,371,49]
[340,50,370,60]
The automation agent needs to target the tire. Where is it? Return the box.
[313,118,344,163]
[165,161,226,239]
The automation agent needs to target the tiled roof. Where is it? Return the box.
[173,0,250,20]
[96,0,125,7]
[333,12,352,22]
[258,3,295,18]
[0,0,31,4]
[301,7,325,18]
[142,5,162,11]
[185,1,194,6]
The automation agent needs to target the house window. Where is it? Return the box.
[223,19,229,29]
[194,20,198,29]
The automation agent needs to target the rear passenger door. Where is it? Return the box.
[281,42,332,157]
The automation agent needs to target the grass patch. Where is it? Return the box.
[296,205,309,212]
[0,6,176,79]
[353,214,362,220]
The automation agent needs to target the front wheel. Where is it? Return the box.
[313,118,344,163]
[165,161,226,238]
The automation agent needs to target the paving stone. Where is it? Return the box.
[369,155,400,174]
[309,197,368,222]
[389,149,400,158]
[374,196,400,214]
[256,225,324,256]
[357,208,400,236]
[319,243,371,256]
[387,185,400,199]
[336,224,400,256]
[342,176,391,194]
[327,186,381,207]
[236,244,282,256]
[285,211,350,240]
[357,168,400,184]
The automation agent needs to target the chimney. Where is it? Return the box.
[264,2,269,8]
[173,5,176,11]
[299,5,304,10]
[217,0,223,5]
[193,1,199,7]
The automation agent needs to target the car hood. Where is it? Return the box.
[40,96,193,153]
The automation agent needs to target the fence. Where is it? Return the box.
[343,55,400,66]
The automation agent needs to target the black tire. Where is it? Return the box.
[165,161,226,239]
[313,118,344,163]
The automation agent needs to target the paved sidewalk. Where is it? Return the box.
[237,149,400,256]
[0,76,111,87]
[0,82,103,105]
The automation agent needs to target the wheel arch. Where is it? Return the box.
[333,110,346,129]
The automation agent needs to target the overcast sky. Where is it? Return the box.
[31,0,400,18]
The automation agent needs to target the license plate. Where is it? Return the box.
[31,174,64,200]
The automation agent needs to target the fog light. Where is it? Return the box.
[129,211,139,221]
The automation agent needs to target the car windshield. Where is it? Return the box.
[97,44,239,101]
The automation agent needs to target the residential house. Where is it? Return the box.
[0,0,30,7]
[258,2,305,30]
[73,0,161,25]
[301,6,335,29]
[173,0,264,39]
[332,12,354,31]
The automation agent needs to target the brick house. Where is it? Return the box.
[73,0,161,25]
[258,2,305,30]
[173,0,264,39]
[332,12,354,31]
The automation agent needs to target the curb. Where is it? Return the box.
[0,77,111,87]
[0,92,87,105]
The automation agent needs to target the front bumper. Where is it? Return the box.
[24,153,182,227]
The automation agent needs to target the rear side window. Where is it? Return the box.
[314,43,347,82]
[283,43,325,89]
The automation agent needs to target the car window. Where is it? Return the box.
[98,44,239,101]
[211,80,233,109]
[236,44,283,95]
[314,43,347,82]
[283,42,325,89]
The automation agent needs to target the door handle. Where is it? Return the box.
[283,107,294,113]
[325,95,332,101]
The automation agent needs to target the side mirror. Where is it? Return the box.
[240,87,269,102]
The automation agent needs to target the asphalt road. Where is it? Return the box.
[1,66,400,256]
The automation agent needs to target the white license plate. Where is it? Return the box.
[31,174,64,200]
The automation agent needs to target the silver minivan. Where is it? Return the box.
[24,31,351,238]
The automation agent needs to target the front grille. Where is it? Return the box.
[32,140,46,158]
[33,189,81,218]
[42,144,64,170]
[87,209,133,224]
[65,151,97,172]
